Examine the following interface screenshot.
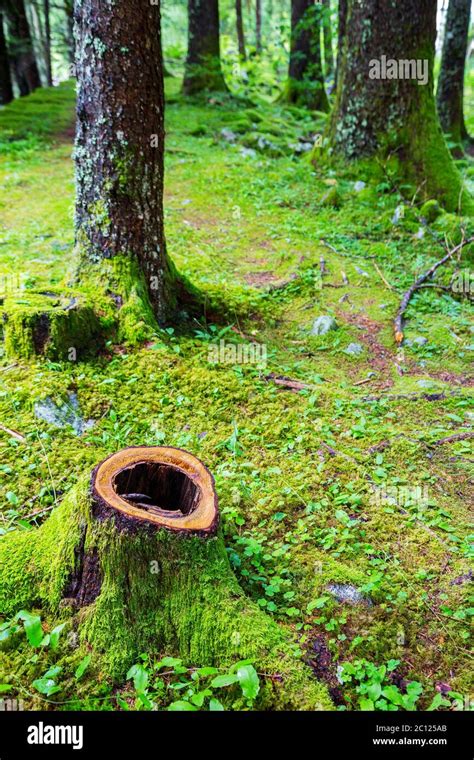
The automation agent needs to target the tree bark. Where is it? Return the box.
[256,0,262,53]
[6,0,41,96]
[437,0,471,145]
[74,0,180,330]
[286,0,329,111]
[182,0,226,94]
[329,0,470,213]
[236,0,246,59]
[334,0,347,90]
[0,447,333,710]
[43,0,52,86]
[322,0,334,78]
[0,12,13,105]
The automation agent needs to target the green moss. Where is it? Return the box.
[419,199,442,222]
[0,477,332,710]
[2,291,102,361]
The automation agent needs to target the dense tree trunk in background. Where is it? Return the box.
[0,13,13,104]
[437,0,471,146]
[255,0,262,53]
[322,0,334,78]
[43,0,52,86]
[236,0,246,59]
[183,0,226,94]
[64,0,74,64]
[286,0,329,111]
[75,0,179,327]
[7,0,41,95]
[334,0,347,90]
[329,0,470,213]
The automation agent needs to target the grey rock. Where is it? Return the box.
[413,336,428,346]
[34,392,94,436]
[312,316,338,335]
[327,583,372,607]
[345,342,364,356]
[220,128,237,143]
[354,181,366,192]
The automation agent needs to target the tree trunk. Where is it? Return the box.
[286,0,329,111]
[43,0,53,86]
[64,0,74,65]
[437,0,471,146]
[255,0,262,53]
[0,447,333,710]
[74,0,180,333]
[334,0,347,91]
[329,0,470,213]
[322,0,334,78]
[182,0,226,94]
[7,0,41,96]
[236,0,246,59]
[0,13,13,105]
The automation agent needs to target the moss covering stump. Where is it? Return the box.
[0,446,333,710]
[1,290,102,361]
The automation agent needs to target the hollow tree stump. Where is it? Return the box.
[0,447,332,710]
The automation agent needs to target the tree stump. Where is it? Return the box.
[1,290,102,361]
[0,447,332,709]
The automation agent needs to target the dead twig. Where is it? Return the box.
[394,237,474,344]
[0,423,27,443]
[373,261,395,291]
[265,373,314,392]
[431,432,474,446]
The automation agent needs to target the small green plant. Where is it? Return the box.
[340,658,423,711]
[125,656,260,711]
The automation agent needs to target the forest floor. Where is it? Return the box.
[0,78,472,711]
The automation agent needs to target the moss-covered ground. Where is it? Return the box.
[0,79,472,712]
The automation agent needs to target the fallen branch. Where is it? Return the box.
[431,432,474,446]
[0,423,26,443]
[394,237,474,344]
[265,373,314,392]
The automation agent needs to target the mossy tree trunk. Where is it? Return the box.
[286,0,329,111]
[236,0,246,60]
[329,0,471,213]
[322,0,334,79]
[182,0,226,94]
[7,0,41,96]
[437,0,472,147]
[75,0,180,329]
[0,13,13,105]
[0,448,333,710]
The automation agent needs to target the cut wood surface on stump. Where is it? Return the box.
[91,446,219,535]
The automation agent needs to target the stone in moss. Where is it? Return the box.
[321,186,341,208]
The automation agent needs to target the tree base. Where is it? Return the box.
[0,447,333,710]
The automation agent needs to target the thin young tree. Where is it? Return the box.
[329,0,470,212]
[255,0,262,53]
[236,0,246,59]
[334,0,346,90]
[43,0,52,86]
[0,12,13,104]
[437,0,472,147]
[6,0,41,95]
[286,0,329,111]
[321,0,334,78]
[182,0,226,94]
